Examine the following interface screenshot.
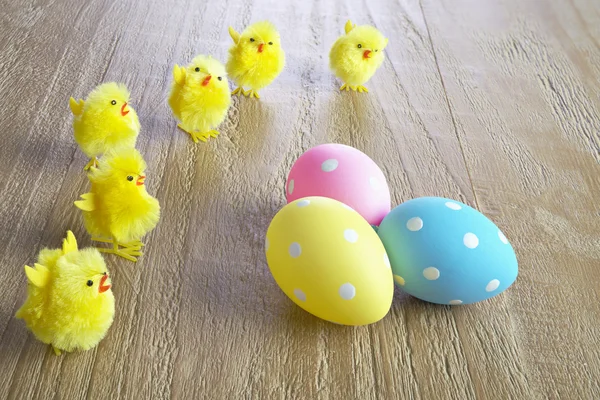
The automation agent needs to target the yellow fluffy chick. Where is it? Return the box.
[168,55,231,143]
[329,20,388,93]
[70,82,141,170]
[15,231,115,355]
[74,148,160,262]
[226,21,285,98]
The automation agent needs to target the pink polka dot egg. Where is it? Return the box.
[286,144,391,226]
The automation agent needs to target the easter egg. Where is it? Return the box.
[286,144,391,226]
[265,196,394,325]
[377,197,518,305]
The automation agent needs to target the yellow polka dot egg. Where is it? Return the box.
[265,196,394,325]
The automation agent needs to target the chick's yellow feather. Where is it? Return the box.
[71,82,140,159]
[168,55,231,141]
[173,64,187,86]
[69,97,84,116]
[330,21,388,87]
[228,26,240,43]
[344,20,356,34]
[74,192,96,212]
[24,264,50,288]
[75,148,160,245]
[15,231,115,354]
[226,21,285,92]
[62,230,78,254]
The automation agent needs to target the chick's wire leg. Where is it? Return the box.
[52,345,61,356]
[178,123,200,143]
[245,89,260,99]
[177,123,191,133]
[97,238,141,262]
[83,157,98,171]
[358,85,369,93]
[92,237,142,249]
[101,248,139,262]
[198,130,220,141]
[232,87,243,96]
[192,132,208,143]
[340,83,348,91]
[120,244,143,261]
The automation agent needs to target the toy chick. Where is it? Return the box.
[74,148,160,262]
[70,82,140,170]
[226,21,285,98]
[329,20,388,93]
[15,231,115,355]
[168,55,232,143]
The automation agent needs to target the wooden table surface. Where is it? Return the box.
[1,0,600,398]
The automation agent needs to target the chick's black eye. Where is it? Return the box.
[111,100,117,105]
[357,44,362,48]
[250,38,255,42]
[103,272,107,275]
[194,67,200,72]
[218,76,222,81]
[127,175,134,181]
[87,280,93,287]
[268,42,273,45]
[375,49,378,52]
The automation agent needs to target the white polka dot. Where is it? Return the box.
[406,217,423,231]
[449,300,463,305]
[344,229,359,243]
[498,231,508,244]
[383,253,390,268]
[369,177,379,190]
[423,267,440,280]
[339,283,356,300]
[288,179,295,195]
[445,202,462,210]
[265,237,269,251]
[297,199,310,207]
[394,275,405,286]
[486,279,500,292]
[321,159,339,172]
[293,289,306,301]
[289,242,301,258]
[342,204,355,211]
[463,233,479,249]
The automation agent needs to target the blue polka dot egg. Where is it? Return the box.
[377,197,518,305]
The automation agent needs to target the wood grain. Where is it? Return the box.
[0,0,599,399]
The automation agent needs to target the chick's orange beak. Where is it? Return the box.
[136,175,146,186]
[363,50,372,59]
[202,75,212,86]
[121,102,130,116]
[258,43,265,53]
[99,274,111,294]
